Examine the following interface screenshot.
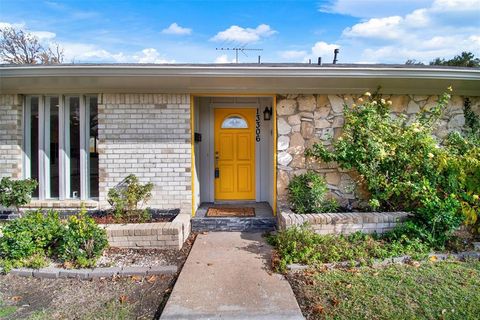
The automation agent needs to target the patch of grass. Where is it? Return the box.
[82,300,133,320]
[289,261,480,320]
[268,226,431,271]
[0,304,16,318]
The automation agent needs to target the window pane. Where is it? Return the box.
[89,97,99,198]
[49,97,59,198]
[30,97,39,197]
[221,115,248,128]
[69,97,81,199]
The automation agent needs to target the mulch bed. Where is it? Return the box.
[92,214,174,224]
[0,233,197,320]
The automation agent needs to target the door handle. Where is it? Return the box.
[215,151,219,179]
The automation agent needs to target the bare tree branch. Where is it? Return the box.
[0,27,64,64]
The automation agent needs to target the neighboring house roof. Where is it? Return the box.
[1,63,479,95]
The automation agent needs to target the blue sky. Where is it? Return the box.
[1,0,479,64]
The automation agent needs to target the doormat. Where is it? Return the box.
[206,207,255,217]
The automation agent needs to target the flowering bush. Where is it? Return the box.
[307,88,480,246]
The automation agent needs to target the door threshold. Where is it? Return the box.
[213,200,257,205]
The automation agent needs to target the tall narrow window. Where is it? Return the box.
[30,97,39,198]
[24,95,99,201]
[88,97,99,198]
[68,97,81,199]
[47,97,60,198]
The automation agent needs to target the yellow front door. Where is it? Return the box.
[214,108,256,200]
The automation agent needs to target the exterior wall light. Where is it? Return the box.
[263,106,272,121]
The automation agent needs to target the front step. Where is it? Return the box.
[192,217,276,232]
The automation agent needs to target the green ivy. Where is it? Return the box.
[306,88,480,246]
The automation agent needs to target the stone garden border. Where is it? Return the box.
[9,264,178,279]
[102,213,191,250]
[277,204,411,235]
[286,251,480,272]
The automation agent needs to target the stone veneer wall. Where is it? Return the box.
[98,94,192,213]
[276,94,480,208]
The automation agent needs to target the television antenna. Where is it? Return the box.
[215,47,263,63]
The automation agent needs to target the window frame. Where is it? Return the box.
[23,94,99,201]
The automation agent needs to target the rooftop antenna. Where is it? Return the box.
[216,47,263,63]
[333,48,339,64]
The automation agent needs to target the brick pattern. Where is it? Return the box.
[104,213,191,250]
[98,94,192,212]
[278,206,411,235]
[0,94,22,179]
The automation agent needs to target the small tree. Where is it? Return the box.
[0,27,64,64]
[0,177,38,216]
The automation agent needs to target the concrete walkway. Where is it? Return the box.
[161,232,304,320]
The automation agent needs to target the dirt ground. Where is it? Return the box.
[0,234,196,320]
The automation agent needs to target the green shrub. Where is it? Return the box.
[55,210,108,268]
[0,208,108,271]
[0,177,37,215]
[288,171,339,214]
[0,211,62,260]
[268,226,431,271]
[107,174,154,221]
[306,88,479,246]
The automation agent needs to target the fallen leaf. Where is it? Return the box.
[164,288,172,293]
[331,297,340,307]
[119,295,129,304]
[146,275,157,284]
[207,263,213,266]
[312,304,324,314]
[346,284,352,289]
[430,255,438,262]
[11,296,22,302]
[131,275,142,282]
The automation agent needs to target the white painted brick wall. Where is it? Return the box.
[0,94,22,179]
[98,94,192,213]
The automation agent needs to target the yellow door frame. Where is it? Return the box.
[190,93,277,217]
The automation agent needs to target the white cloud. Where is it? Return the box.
[161,23,192,35]
[311,42,340,59]
[338,0,480,63]
[214,54,236,63]
[279,50,307,59]
[211,24,276,44]
[133,48,175,63]
[30,31,57,41]
[319,0,434,18]
[343,16,403,40]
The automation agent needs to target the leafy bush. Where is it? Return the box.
[107,174,154,221]
[0,209,108,271]
[306,88,480,246]
[56,209,108,268]
[288,171,339,214]
[268,226,431,271]
[0,177,37,215]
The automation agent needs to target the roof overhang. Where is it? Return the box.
[1,64,479,96]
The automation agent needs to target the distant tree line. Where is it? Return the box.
[406,52,480,67]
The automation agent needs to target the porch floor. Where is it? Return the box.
[192,202,276,232]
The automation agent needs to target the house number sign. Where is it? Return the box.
[255,108,261,142]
